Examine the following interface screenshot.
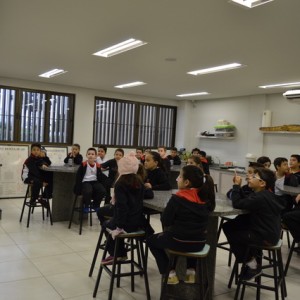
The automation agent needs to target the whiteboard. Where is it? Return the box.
[43,146,68,166]
[0,144,29,198]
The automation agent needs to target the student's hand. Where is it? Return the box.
[145,182,152,189]
[233,175,242,186]
[295,194,300,204]
[111,228,127,240]
[40,152,45,158]
[41,164,48,170]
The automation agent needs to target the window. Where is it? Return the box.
[94,97,177,148]
[0,85,74,145]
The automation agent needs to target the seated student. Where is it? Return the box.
[39,146,53,199]
[257,156,272,169]
[101,148,124,202]
[147,165,215,284]
[100,152,146,264]
[199,150,210,175]
[284,154,300,186]
[274,157,294,214]
[226,162,263,200]
[22,143,52,204]
[167,147,181,165]
[223,167,284,281]
[187,155,204,172]
[73,148,106,211]
[158,146,171,175]
[96,145,108,177]
[191,147,201,157]
[144,151,171,198]
[135,147,145,164]
[64,143,83,165]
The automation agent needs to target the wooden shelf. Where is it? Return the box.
[260,131,300,135]
[196,136,235,140]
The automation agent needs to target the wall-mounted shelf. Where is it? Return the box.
[196,135,235,140]
[260,131,300,135]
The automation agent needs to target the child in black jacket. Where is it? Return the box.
[223,167,284,281]
[73,148,106,210]
[147,165,215,284]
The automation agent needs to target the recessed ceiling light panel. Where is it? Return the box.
[93,38,147,57]
[39,69,67,78]
[230,0,274,8]
[176,92,209,97]
[114,81,146,89]
[188,63,244,76]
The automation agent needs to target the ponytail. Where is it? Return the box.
[198,174,216,212]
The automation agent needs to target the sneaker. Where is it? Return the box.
[101,255,128,265]
[240,265,262,281]
[167,275,179,285]
[184,273,195,284]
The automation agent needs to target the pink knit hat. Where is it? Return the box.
[117,151,139,176]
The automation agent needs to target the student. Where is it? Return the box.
[147,165,215,284]
[100,152,145,264]
[158,146,171,175]
[284,154,300,186]
[144,151,171,197]
[187,155,204,172]
[191,148,201,157]
[167,147,181,165]
[101,148,124,202]
[96,145,108,177]
[73,148,106,211]
[135,147,145,164]
[257,156,272,169]
[64,143,83,165]
[199,150,210,175]
[39,146,53,199]
[223,167,283,281]
[22,143,52,204]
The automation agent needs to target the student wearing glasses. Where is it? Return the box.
[223,167,284,281]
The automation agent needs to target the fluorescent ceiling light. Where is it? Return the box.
[259,81,300,89]
[176,92,209,97]
[188,63,243,76]
[230,0,274,8]
[93,38,147,57]
[39,69,67,78]
[114,81,146,89]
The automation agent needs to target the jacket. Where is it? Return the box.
[73,161,107,195]
[231,185,284,244]
[21,154,50,182]
[146,168,171,190]
[64,153,83,165]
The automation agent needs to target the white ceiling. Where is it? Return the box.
[1,0,300,101]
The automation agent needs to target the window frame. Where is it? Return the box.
[93,96,177,149]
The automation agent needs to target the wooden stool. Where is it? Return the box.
[234,240,286,300]
[68,195,97,235]
[93,230,150,300]
[161,245,210,300]
[19,184,52,228]
[284,238,300,276]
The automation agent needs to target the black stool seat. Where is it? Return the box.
[92,230,150,300]
[161,244,210,300]
[234,239,287,300]
[19,185,52,228]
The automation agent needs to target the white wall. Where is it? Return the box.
[187,93,300,167]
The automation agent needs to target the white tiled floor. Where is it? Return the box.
[0,198,299,299]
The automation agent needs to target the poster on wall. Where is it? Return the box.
[43,146,67,166]
[0,144,29,198]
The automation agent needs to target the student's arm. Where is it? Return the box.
[173,155,181,165]
[152,171,171,190]
[231,185,261,211]
[64,154,71,164]
[161,197,177,227]
[114,185,129,228]
[73,154,83,165]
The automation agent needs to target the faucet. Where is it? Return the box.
[215,156,221,167]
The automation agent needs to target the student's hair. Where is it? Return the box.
[31,143,41,150]
[98,145,107,153]
[148,151,166,171]
[116,173,143,189]
[170,147,178,152]
[273,157,288,171]
[254,167,276,191]
[257,156,271,165]
[191,147,201,154]
[136,147,144,152]
[86,147,97,155]
[137,163,147,182]
[188,155,204,170]
[158,145,167,151]
[73,143,80,150]
[199,150,206,157]
[181,165,215,212]
[248,162,264,168]
[291,154,300,163]
[114,148,124,156]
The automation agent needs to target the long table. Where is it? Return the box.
[144,190,246,300]
[44,165,79,222]
[278,185,300,196]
